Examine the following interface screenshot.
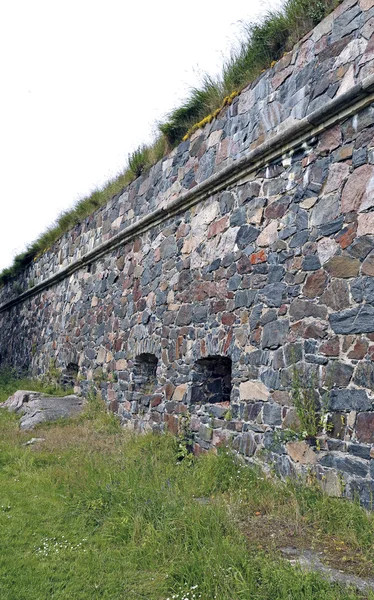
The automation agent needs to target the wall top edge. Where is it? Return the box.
[1,77,374,315]
[1,0,374,306]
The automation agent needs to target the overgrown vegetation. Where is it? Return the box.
[0,373,374,599]
[291,364,333,440]
[161,0,339,145]
[1,0,341,287]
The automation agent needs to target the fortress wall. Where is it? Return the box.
[1,0,373,306]
[2,0,374,506]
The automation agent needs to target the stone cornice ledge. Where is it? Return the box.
[1,73,374,314]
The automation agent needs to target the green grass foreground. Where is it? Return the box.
[0,375,373,600]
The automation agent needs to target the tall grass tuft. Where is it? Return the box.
[160,0,340,144]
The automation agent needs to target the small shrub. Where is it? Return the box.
[291,364,332,440]
[175,413,194,465]
[291,366,320,439]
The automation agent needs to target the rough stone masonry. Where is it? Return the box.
[1,0,374,506]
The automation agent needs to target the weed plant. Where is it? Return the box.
[290,361,334,440]
[0,0,342,287]
[291,366,321,439]
[0,374,373,599]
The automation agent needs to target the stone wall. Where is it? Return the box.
[1,0,374,307]
[1,0,374,506]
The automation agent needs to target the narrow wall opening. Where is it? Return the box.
[62,362,79,387]
[191,355,232,404]
[133,353,158,393]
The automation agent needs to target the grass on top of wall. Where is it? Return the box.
[0,373,374,599]
[159,0,341,145]
[0,0,342,288]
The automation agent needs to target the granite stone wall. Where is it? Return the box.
[1,0,373,306]
[1,0,374,506]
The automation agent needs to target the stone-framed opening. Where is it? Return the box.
[191,355,232,404]
[133,353,158,393]
[62,362,79,387]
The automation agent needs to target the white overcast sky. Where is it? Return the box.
[0,0,280,271]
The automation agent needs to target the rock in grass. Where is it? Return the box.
[1,390,85,430]
[22,437,46,446]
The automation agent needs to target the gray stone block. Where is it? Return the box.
[262,320,289,349]
[319,453,369,478]
[263,402,282,426]
[330,306,374,334]
[329,389,371,412]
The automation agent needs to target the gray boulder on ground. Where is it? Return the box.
[1,390,86,430]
